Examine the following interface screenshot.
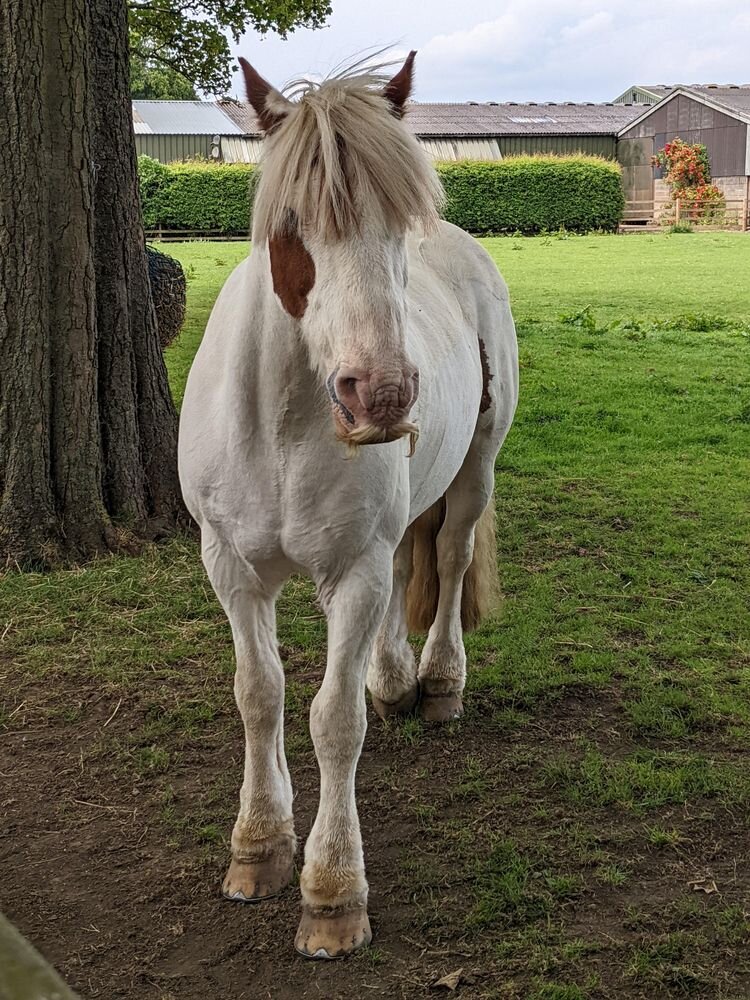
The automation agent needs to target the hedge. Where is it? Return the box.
[439,156,624,234]
[138,157,256,233]
[138,154,623,235]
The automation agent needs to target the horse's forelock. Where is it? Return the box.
[251,69,443,244]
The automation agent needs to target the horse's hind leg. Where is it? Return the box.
[367,530,419,719]
[418,437,497,722]
[201,531,295,901]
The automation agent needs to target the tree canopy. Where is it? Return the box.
[128,0,332,95]
[130,50,197,98]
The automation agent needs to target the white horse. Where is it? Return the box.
[178,52,518,959]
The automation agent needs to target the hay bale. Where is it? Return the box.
[147,245,186,349]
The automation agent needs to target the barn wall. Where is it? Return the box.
[220,136,263,163]
[497,134,617,158]
[135,134,213,162]
[418,137,502,160]
[619,94,747,177]
[617,135,655,206]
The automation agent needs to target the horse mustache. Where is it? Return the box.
[334,419,419,458]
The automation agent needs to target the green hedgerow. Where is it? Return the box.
[137,154,624,236]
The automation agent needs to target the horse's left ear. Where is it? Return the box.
[383,50,416,118]
[239,57,290,133]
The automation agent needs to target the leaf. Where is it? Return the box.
[432,968,463,991]
[688,878,718,894]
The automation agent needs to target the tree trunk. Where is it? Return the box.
[0,0,183,566]
[91,0,181,525]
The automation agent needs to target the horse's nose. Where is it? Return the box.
[332,366,418,427]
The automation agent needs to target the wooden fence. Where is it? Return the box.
[622,198,749,231]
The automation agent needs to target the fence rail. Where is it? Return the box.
[144,228,249,242]
[623,198,749,230]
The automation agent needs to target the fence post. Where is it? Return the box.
[742,196,748,232]
[674,198,681,225]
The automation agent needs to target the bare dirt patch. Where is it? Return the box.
[3,665,750,1000]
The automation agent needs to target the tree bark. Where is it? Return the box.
[0,0,183,566]
[92,0,181,525]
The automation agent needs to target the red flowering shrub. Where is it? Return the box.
[652,138,725,222]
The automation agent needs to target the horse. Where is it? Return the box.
[178,51,519,959]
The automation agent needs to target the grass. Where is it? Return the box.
[3,232,750,999]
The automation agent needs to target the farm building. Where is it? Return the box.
[133,99,261,163]
[616,86,750,220]
[132,99,647,164]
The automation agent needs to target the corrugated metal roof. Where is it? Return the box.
[405,101,649,136]
[132,107,152,134]
[617,86,750,137]
[215,100,260,134]
[625,85,750,119]
[133,100,244,135]
[131,99,646,139]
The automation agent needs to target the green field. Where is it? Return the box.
[2,232,750,999]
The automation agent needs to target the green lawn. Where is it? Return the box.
[3,232,750,999]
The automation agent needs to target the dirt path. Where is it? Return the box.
[3,668,749,1000]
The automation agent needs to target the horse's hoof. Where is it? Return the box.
[294,904,372,959]
[371,683,419,720]
[419,691,464,723]
[222,854,294,902]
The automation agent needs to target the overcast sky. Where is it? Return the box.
[230,0,750,103]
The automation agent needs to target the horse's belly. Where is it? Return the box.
[407,334,482,519]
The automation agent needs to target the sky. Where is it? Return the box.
[230,0,750,103]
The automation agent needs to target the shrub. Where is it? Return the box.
[652,138,725,224]
[138,156,256,233]
[438,156,624,234]
[137,154,624,236]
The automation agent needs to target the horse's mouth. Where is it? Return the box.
[331,410,419,457]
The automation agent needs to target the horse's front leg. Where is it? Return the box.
[202,535,295,901]
[295,552,393,959]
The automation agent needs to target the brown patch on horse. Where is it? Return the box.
[268,231,316,319]
[478,337,494,413]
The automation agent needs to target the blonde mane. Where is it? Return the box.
[251,68,444,243]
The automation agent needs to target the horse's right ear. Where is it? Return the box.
[239,57,290,133]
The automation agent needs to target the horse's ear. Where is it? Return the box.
[383,50,417,118]
[239,57,289,133]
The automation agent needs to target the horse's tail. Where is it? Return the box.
[405,495,499,633]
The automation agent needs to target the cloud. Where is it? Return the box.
[229,0,750,103]
[415,0,750,101]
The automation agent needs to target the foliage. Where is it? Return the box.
[652,138,725,223]
[137,155,624,235]
[138,156,255,232]
[130,50,197,99]
[127,0,332,95]
[439,156,624,234]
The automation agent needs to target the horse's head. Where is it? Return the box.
[241,53,443,451]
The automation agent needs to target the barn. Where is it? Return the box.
[132,99,646,164]
[133,99,262,163]
[615,85,750,223]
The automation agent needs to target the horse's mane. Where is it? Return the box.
[251,64,444,243]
